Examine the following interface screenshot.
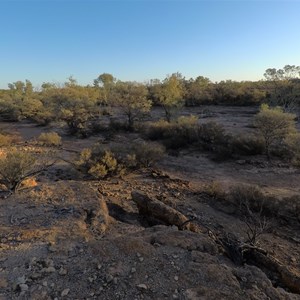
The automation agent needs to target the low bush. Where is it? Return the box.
[129,141,165,168]
[75,145,125,179]
[145,115,199,149]
[37,132,62,147]
[169,115,199,148]
[88,150,119,179]
[146,116,282,161]
[228,184,267,213]
[228,184,271,245]
[198,121,228,147]
[0,147,55,192]
[198,124,266,159]
[230,134,265,156]
[76,140,165,179]
[145,117,234,160]
[100,107,112,116]
[145,119,174,141]
[202,181,226,199]
[228,184,300,228]
[198,122,233,161]
[30,110,55,126]
[284,133,300,167]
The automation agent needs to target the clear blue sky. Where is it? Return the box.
[1,0,300,88]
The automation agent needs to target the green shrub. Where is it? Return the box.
[0,147,55,192]
[176,114,199,128]
[227,184,300,226]
[174,115,199,143]
[30,110,55,126]
[88,150,119,178]
[145,118,234,158]
[37,132,62,147]
[145,115,199,149]
[145,119,172,140]
[228,184,266,213]
[76,140,165,179]
[129,141,165,167]
[198,122,233,160]
[284,133,300,166]
[76,145,125,179]
[231,134,265,156]
[202,181,225,199]
[254,104,296,159]
[198,121,227,146]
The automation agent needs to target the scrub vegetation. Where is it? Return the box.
[0,65,300,299]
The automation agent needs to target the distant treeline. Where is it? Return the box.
[0,65,299,131]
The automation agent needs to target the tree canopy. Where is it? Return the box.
[0,65,299,134]
[113,81,151,129]
[254,104,296,159]
[154,73,185,122]
[264,65,300,112]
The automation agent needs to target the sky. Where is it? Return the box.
[0,0,300,88]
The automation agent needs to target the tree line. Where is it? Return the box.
[0,65,299,134]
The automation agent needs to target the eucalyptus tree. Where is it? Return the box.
[264,65,300,112]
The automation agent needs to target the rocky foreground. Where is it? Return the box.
[0,172,299,300]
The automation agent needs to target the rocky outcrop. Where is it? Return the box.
[131,191,202,233]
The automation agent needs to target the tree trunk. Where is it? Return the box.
[163,105,171,122]
[131,191,202,233]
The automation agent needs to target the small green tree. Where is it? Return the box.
[156,73,185,122]
[0,80,44,122]
[254,104,296,159]
[185,76,214,106]
[94,73,116,105]
[113,81,152,129]
[46,79,99,136]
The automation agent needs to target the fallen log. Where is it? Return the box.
[244,249,300,294]
[84,193,110,236]
[217,232,300,294]
[131,191,202,233]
